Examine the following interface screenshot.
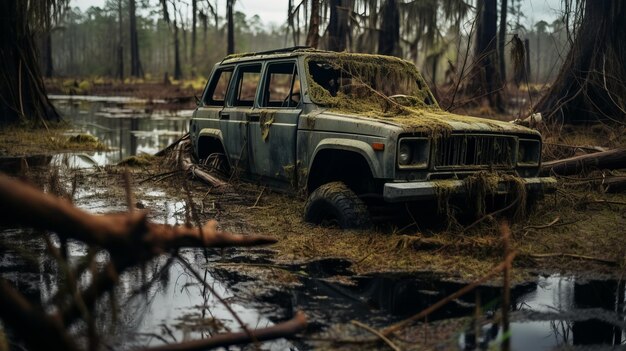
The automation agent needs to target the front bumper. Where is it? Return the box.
[383,177,557,202]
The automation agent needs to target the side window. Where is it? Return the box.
[232,64,262,107]
[204,68,233,106]
[261,62,301,108]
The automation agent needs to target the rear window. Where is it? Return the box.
[204,68,233,106]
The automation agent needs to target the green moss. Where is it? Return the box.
[117,154,156,167]
[258,110,276,142]
[303,53,520,138]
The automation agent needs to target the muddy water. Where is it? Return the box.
[52,97,191,166]
[1,97,624,350]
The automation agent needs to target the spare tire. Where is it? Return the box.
[303,181,371,229]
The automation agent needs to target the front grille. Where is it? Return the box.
[434,134,516,169]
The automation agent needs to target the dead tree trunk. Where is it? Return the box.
[473,0,505,112]
[540,148,626,176]
[305,0,320,48]
[0,1,61,125]
[327,0,349,52]
[378,0,400,57]
[129,0,142,78]
[227,0,235,55]
[534,1,626,123]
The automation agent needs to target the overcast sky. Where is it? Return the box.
[72,0,563,28]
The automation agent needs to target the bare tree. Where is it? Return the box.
[473,0,505,112]
[327,0,349,52]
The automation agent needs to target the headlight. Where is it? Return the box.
[398,144,413,165]
[517,139,541,166]
[397,138,430,169]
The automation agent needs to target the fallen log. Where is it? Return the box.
[175,140,230,188]
[540,148,626,176]
[561,175,626,193]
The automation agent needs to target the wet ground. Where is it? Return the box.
[1,97,625,350]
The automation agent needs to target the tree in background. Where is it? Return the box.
[129,0,142,77]
[227,0,235,54]
[498,0,507,82]
[117,0,124,80]
[0,0,66,125]
[305,0,320,48]
[535,0,626,123]
[378,0,401,56]
[473,0,504,112]
[327,0,349,52]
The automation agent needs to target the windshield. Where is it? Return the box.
[305,55,438,116]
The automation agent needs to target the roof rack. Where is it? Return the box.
[222,46,314,62]
[252,46,312,56]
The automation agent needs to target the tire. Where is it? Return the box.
[303,181,371,229]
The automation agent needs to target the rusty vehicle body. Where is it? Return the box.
[190,47,556,228]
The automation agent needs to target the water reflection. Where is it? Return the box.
[53,98,190,166]
[461,275,626,350]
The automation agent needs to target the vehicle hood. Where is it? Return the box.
[321,108,540,137]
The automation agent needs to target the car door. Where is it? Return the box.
[193,66,233,158]
[221,63,262,176]
[247,60,303,187]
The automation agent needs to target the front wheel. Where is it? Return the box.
[303,181,371,229]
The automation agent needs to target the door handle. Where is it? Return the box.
[220,113,230,120]
[246,113,260,122]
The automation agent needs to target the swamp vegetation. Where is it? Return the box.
[2,0,626,350]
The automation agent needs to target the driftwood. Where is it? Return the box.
[540,148,626,176]
[0,174,306,351]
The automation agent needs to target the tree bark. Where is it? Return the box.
[534,1,626,123]
[378,0,400,57]
[473,0,505,112]
[129,0,142,77]
[305,0,320,48]
[0,0,60,125]
[227,0,235,55]
[327,0,349,52]
[498,0,507,81]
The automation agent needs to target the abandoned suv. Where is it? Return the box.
[190,48,556,228]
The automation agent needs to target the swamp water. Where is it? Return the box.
[0,97,624,350]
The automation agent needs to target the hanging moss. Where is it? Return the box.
[258,110,276,142]
[303,53,527,138]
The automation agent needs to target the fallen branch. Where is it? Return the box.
[176,140,230,188]
[527,253,616,265]
[0,175,273,254]
[141,311,307,351]
[541,148,626,176]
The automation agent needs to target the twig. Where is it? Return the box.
[248,186,265,209]
[140,311,307,351]
[523,216,560,230]
[351,320,401,351]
